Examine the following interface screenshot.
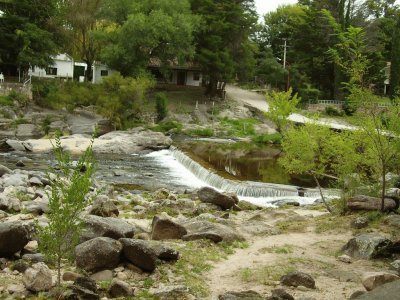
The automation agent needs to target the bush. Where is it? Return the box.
[8,90,29,107]
[186,127,214,137]
[325,106,343,116]
[252,133,282,144]
[156,92,168,122]
[0,95,13,106]
[152,120,183,133]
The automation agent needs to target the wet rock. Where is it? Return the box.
[90,269,113,281]
[89,198,119,217]
[23,262,53,292]
[268,289,294,300]
[0,164,11,177]
[149,284,190,300]
[351,217,369,229]
[151,214,187,240]
[182,220,245,243]
[280,271,316,289]
[361,272,400,291]
[75,237,122,272]
[342,233,393,259]
[81,215,135,242]
[108,279,135,298]
[219,290,266,299]
[0,221,30,257]
[347,195,397,211]
[119,238,157,272]
[355,280,400,299]
[197,187,238,210]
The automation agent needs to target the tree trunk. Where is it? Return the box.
[57,255,61,286]
[313,174,333,213]
[381,166,386,212]
[85,62,93,82]
[206,78,218,97]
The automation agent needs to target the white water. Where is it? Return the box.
[145,148,339,207]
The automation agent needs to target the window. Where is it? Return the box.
[101,70,109,77]
[193,72,200,81]
[46,67,57,75]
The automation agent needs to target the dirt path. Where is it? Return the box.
[205,209,380,300]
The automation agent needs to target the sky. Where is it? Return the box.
[255,0,298,17]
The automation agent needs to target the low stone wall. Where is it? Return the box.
[307,103,343,112]
[0,83,32,100]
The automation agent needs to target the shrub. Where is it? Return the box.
[8,90,29,108]
[252,133,282,144]
[37,132,96,286]
[152,120,183,133]
[325,106,343,116]
[186,127,214,137]
[156,92,168,122]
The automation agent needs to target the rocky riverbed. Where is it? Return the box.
[1,154,400,299]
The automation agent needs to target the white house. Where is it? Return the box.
[29,54,75,80]
[92,62,115,84]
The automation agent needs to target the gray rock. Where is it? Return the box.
[0,221,30,257]
[22,253,46,263]
[389,260,400,275]
[384,215,400,228]
[67,276,100,300]
[119,238,157,272]
[197,187,238,210]
[16,160,25,167]
[337,254,352,264]
[16,124,40,138]
[81,215,135,242]
[361,272,400,291]
[151,215,187,240]
[28,176,43,186]
[342,233,393,259]
[0,164,11,177]
[355,280,400,299]
[351,217,369,229]
[219,290,265,299]
[182,220,245,243]
[108,279,135,298]
[3,173,28,187]
[75,237,122,272]
[23,200,49,214]
[149,285,190,300]
[0,209,7,219]
[150,242,180,261]
[6,139,28,152]
[347,195,397,211]
[269,289,294,300]
[280,271,316,289]
[89,199,119,217]
[90,269,113,281]
[23,262,53,292]
[349,291,366,299]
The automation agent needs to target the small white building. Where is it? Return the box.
[92,62,114,84]
[29,54,75,79]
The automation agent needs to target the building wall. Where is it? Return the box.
[92,63,114,83]
[30,54,74,79]
[186,71,202,87]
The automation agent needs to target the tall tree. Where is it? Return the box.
[99,0,197,77]
[0,0,61,76]
[390,13,400,97]
[191,0,258,95]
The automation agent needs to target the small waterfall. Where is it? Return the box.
[170,147,334,199]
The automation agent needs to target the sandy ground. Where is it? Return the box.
[205,209,381,300]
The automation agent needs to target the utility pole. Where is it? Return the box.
[283,38,288,69]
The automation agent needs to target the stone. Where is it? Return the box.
[3,173,28,187]
[269,289,294,300]
[16,160,26,167]
[89,199,119,217]
[149,285,190,300]
[342,233,393,259]
[81,215,135,242]
[67,276,100,300]
[349,291,367,299]
[22,253,46,263]
[197,187,238,210]
[7,283,26,294]
[361,272,400,291]
[151,242,180,261]
[389,260,400,275]
[63,271,83,282]
[347,195,397,211]
[337,254,352,264]
[0,164,11,177]
[355,280,400,299]
[75,237,122,272]
[151,215,187,240]
[351,217,369,229]
[108,279,135,298]
[24,240,38,252]
[280,271,316,289]
[6,139,28,152]
[23,200,49,214]
[90,269,113,281]
[23,262,53,292]
[12,261,29,273]
[119,238,157,273]
[384,215,400,228]
[182,220,245,243]
[218,290,265,299]
[28,176,43,186]
[0,221,30,257]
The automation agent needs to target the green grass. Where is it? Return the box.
[0,95,13,106]
[185,127,214,137]
[252,133,282,144]
[14,191,31,202]
[151,120,183,133]
[219,117,259,137]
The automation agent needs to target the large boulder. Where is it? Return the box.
[119,238,157,273]
[75,237,122,272]
[347,195,397,211]
[0,221,30,257]
[355,280,400,300]
[81,215,135,242]
[151,215,187,240]
[182,220,244,243]
[197,187,238,210]
[280,271,316,289]
[342,233,393,259]
[361,272,400,291]
[89,198,119,217]
[22,262,53,292]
